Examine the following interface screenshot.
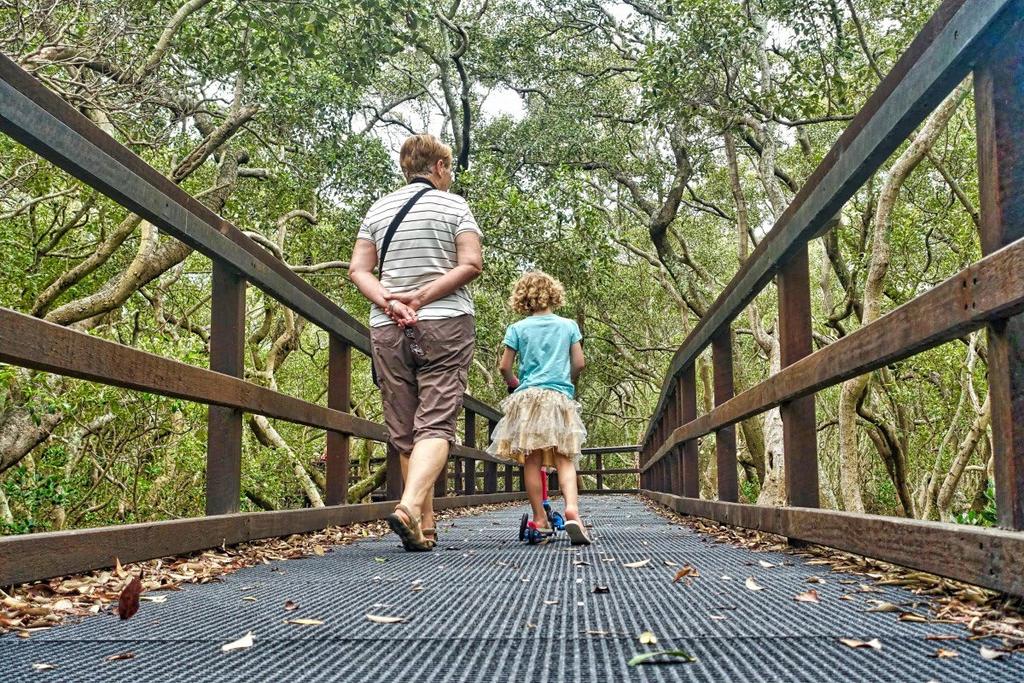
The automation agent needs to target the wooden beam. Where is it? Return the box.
[325,337,352,505]
[975,28,1024,530]
[206,263,246,515]
[644,490,1024,596]
[642,0,1020,446]
[680,366,699,497]
[778,246,819,508]
[712,329,738,502]
[642,233,1024,469]
[0,492,530,586]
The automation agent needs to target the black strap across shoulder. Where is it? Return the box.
[378,186,432,273]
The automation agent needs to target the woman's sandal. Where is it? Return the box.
[564,519,592,546]
[422,528,437,549]
[386,504,433,552]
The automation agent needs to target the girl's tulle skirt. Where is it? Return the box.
[486,387,587,466]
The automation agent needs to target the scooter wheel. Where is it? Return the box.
[519,513,529,541]
[552,511,565,531]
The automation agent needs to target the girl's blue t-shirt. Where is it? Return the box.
[503,314,583,398]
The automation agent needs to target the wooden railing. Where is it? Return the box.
[639,0,1024,596]
[0,54,515,585]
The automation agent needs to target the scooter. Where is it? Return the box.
[518,468,565,544]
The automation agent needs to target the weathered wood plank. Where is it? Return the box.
[206,264,246,515]
[680,366,699,497]
[712,330,738,502]
[644,490,1024,596]
[975,27,1024,530]
[642,0,1019,447]
[778,246,819,508]
[325,337,352,505]
[0,492,530,586]
[643,234,1024,468]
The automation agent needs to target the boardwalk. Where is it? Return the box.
[4,495,1021,682]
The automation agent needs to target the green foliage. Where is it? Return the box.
[954,485,997,528]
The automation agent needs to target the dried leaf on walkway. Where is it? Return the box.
[839,638,882,650]
[865,601,899,613]
[32,663,56,671]
[805,576,825,584]
[627,650,695,666]
[285,618,324,626]
[283,601,298,611]
[624,559,650,568]
[744,577,764,591]
[925,634,959,641]
[673,565,699,585]
[639,631,658,645]
[241,596,257,602]
[980,646,1007,660]
[221,631,255,652]
[114,557,126,578]
[365,614,407,624]
[710,615,727,621]
[931,648,958,659]
[543,599,559,605]
[573,560,591,567]
[663,560,678,567]
[105,652,135,662]
[116,575,142,621]
[593,585,610,594]
[758,560,776,569]
[794,590,820,603]
[374,557,387,563]
[898,612,928,623]
[139,595,167,604]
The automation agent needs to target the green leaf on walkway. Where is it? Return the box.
[628,650,696,666]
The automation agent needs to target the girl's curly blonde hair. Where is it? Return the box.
[509,271,565,314]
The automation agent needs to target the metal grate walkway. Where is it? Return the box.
[3,495,1022,681]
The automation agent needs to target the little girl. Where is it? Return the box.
[487,271,590,545]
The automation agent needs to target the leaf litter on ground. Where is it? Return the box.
[628,650,696,666]
[221,632,255,653]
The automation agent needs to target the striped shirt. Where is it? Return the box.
[357,181,482,327]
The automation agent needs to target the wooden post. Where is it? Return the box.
[595,452,604,491]
[680,365,699,498]
[206,263,245,516]
[484,420,498,493]
[778,246,819,508]
[464,410,476,495]
[385,443,402,500]
[712,329,739,502]
[325,337,351,506]
[976,40,1024,529]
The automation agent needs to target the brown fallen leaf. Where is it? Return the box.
[241,596,257,603]
[673,565,699,584]
[805,576,825,584]
[794,589,820,603]
[365,614,407,624]
[839,594,855,601]
[117,574,143,621]
[839,638,882,650]
[980,646,1007,661]
[624,559,651,569]
[898,612,928,623]
[284,618,324,626]
[283,601,298,611]
[744,577,764,591]
[925,634,959,641]
[932,648,958,659]
[105,652,135,662]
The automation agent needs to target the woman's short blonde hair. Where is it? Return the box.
[509,271,565,315]
[399,134,453,181]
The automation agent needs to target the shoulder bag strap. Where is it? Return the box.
[378,186,432,273]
